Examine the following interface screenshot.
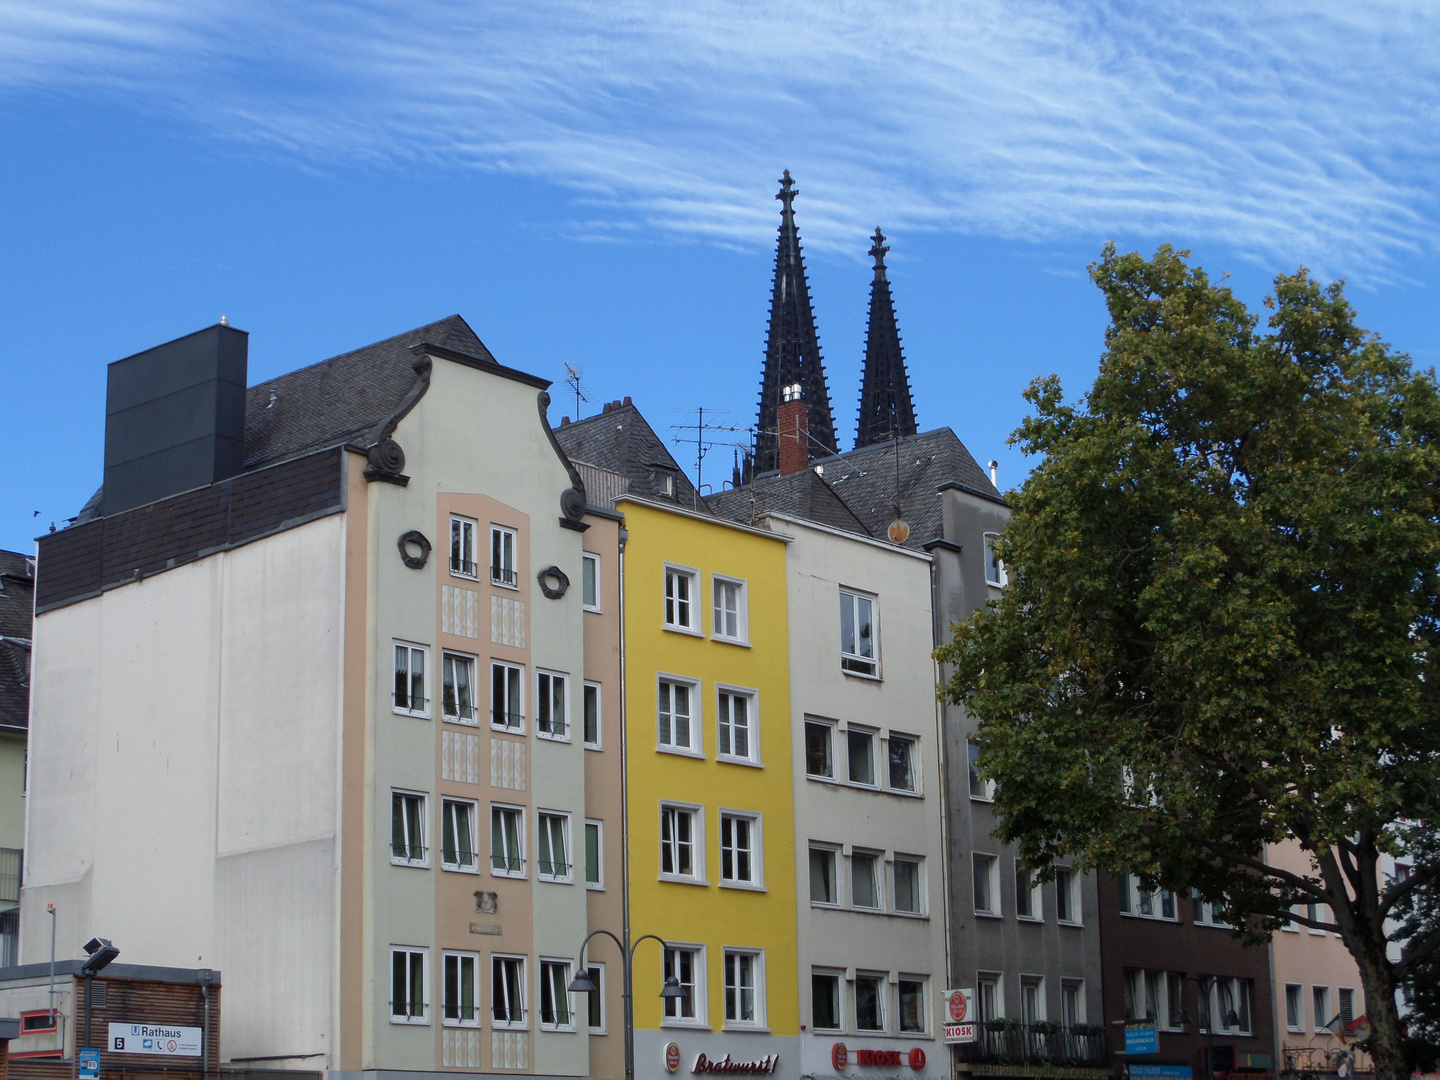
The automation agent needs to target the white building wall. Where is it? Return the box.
[21,514,347,1064]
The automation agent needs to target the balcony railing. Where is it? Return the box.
[0,848,21,905]
[955,1023,1107,1068]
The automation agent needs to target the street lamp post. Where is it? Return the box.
[1176,975,1242,1080]
[569,930,686,1080]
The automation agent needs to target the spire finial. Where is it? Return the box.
[777,169,797,208]
[870,228,888,274]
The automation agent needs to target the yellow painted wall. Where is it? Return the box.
[620,500,798,1036]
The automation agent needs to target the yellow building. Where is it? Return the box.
[619,495,798,1074]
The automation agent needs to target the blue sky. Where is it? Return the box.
[2,1,1438,552]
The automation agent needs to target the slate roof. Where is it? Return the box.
[0,550,34,733]
[553,401,711,514]
[706,467,871,536]
[77,315,492,523]
[710,427,1002,550]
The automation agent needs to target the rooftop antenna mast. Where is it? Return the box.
[564,363,591,421]
[670,407,749,511]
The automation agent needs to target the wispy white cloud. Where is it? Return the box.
[2,0,1436,278]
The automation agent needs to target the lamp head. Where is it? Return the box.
[1176,1008,1195,1027]
[81,937,119,975]
[1226,1010,1241,1028]
[567,969,596,995]
[660,976,687,1001]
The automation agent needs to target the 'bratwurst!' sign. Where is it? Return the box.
[692,1052,779,1074]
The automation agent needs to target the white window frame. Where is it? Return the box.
[973,853,1000,916]
[583,681,602,749]
[845,725,879,787]
[663,564,700,633]
[660,802,705,883]
[1202,976,1252,1035]
[1118,875,1178,921]
[537,810,573,883]
[390,945,429,1024]
[441,950,481,1028]
[886,731,919,794]
[440,797,479,874]
[893,854,925,916]
[1015,860,1042,922]
[490,803,526,878]
[897,976,928,1035]
[850,848,884,911]
[722,948,766,1030]
[1060,979,1087,1026]
[811,968,844,1033]
[657,675,702,756]
[1020,975,1046,1024]
[804,718,836,781]
[716,685,760,765]
[491,661,524,733]
[392,641,429,718]
[1056,868,1081,925]
[854,971,887,1033]
[719,810,763,889]
[809,843,840,907]
[1285,983,1305,1033]
[441,651,480,725]
[1339,986,1356,1024]
[839,587,879,677]
[390,789,428,868]
[984,533,1007,586]
[450,516,479,580]
[492,954,527,1029]
[581,552,601,612]
[978,973,1003,1021]
[536,669,570,741]
[585,962,606,1034]
[585,819,604,891]
[1312,985,1331,1034]
[662,944,707,1027]
[539,958,576,1031]
[1190,887,1229,927]
[490,525,518,589]
[968,740,995,800]
[711,575,749,644]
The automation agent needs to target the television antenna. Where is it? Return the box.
[564,363,590,420]
[670,407,750,510]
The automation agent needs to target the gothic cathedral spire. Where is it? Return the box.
[854,227,918,448]
[754,170,838,474]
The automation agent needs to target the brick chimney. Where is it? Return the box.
[778,383,808,476]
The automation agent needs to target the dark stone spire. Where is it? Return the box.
[854,227,917,449]
[754,170,838,474]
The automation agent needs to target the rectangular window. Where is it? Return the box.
[1161,889,1176,919]
[450,517,477,578]
[663,947,703,1023]
[812,971,842,1031]
[984,534,1007,586]
[840,589,877,676]
[440,798,478,872]
[442,653,478,723]
[1061,980,1085,1026]
[491,662,523,731]
[1119,872,1132,913]
[852,850,881,910]
[1056,869,1077,923]
[887,733,917,792]
[665,566,697,630]
[898,979,926,1034]
[537,670,568,739]
[1285,984,1304,1032]
[491,526,517,587]
[391,791,427,866]
[855,973,885,1031]
[586,964,605,1033]
[393,643,428,716]
[537,811,571,882]
[717,689,756,762]
[492,955,525,1028]
[661,805,700,880]
[1166,973,1185,1030]
[585,820,603,890]
[724,950,762,1026]
[658,678,698,752]
[894,856,922,914]
[1021,977,1044,1024]
[1016,863,1039,920]
[805,720,834,778]
[539,959,574,1030]
[974,854,998,914]
[581,553,600,611]
[968,740,994,799]
[1339,987,1355,1024]
[978,976,1001,1020]
[491,805,524,877]
[847,728,877,786]
[809,845,838,906]
[720,813,759,886]
[391,946,428,1023]
[583,682,601,748]
[1192,888,1230,927]
[442,951,480,1027]
[712,577,747,642]
[1313,986,1331,1032]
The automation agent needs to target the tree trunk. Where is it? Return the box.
[1348,935,1406,1080]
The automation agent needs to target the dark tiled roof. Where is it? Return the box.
[554,402,711,514]
[0,549,33,733]
[710,427,1002,550]
[706,468,871,536]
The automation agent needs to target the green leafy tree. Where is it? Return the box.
[937,245,1440,1080]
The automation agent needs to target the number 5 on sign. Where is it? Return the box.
[944,988,976,1044]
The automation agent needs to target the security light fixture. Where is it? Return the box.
[81,938,119,975]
